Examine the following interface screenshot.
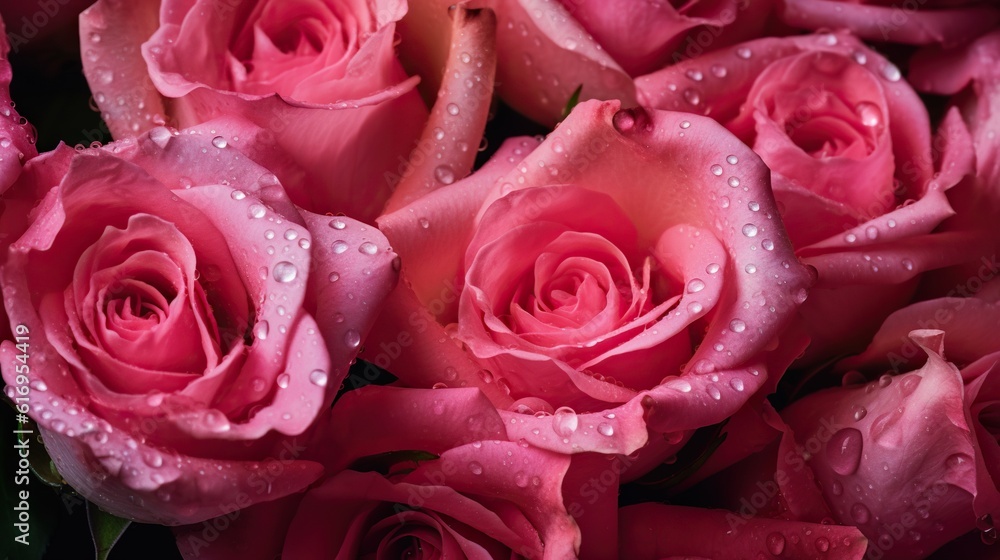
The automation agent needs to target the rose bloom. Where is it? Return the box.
[778,0,1000,47]
[400,0,774,125]
[777,314,1000,559]
[79,0,427,221]
[637,31,983,361]
[366,99,813,463]
[173,386,582,559]
[0,119,398,524]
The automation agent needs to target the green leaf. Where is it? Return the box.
[562,85,584,119]
[88,502,132,560]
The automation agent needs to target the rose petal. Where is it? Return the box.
[619,503,868,559]
[79,0,168,137]
[383,6,497,213]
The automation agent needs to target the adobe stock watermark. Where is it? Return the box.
[180,438,308,557]
[884,253,999,374]
[725,415,844,531]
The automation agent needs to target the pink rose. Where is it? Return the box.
[80,0,428,221]
[778,0,1000,47]
[0,119,398,524]
[619,503,868,559]
[173,386,581,559]
[909,31,1000,297]
[367,99,813,461]
[402,0,775,125]
[778,324,1000,559]
[637,32,983,361]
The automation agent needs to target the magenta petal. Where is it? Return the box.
[619,503,868,559]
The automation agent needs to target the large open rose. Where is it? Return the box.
[0,120,398,524]
[80,0,427,221]
[367,99,813,461]
[637,31,982,361]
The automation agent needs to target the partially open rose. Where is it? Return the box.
[80,0,427,221]
[777,324,1000,559]
[367,99,813,459]
[637,32,981,360]
[0,120,398,524]
[778,0,1000,47]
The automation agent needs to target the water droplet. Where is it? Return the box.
[844,233,858,243]
[446,103,460,116]
[882,63,901,82]
[711,64,728,78]
[745,264,757,274]
[878,374,892,388]
[329,218,347,230]
[730,378,744,392]
[344,329,361,348]
[514,471,529,487]
[728,177,741,188]
[434,165,455,185]
[248,204,266,219]
[853,51,868,65]
[706,263,721,274]
[477,369,494,384]
[687,278,706,293]
[29,380,47,392]
[468,461,484,475]
[679,120,691,129]
[328,272,340,282]
[687,301,704,314]
[683,88,701,105]
[332,240,349,254]
[736,47,753,59]
[851,503,871,524]
[358,242,378,255]
[762,239,775,251]
[856,102,882,127]
[730,319,747,333]
[418,217,430,229]
[685,69,703,81]
[707,385,722,400]
[742,224,758,237]
[726,155,739,165]
[711,164,724,176]
[272,262,297,283]
[816,537,830,552]
[852,405,867,421]
[231,190,246,200]
[298,238,311,250]
[766,532,785,555]
[211,136,227,149]
[309,370,328,387]
[831,481,843,496]
[828,428,864,476]
[552,407,579,437]
[254,320,269,341]
[276,374,290,389]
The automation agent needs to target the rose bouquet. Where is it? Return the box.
[1,1,998,559]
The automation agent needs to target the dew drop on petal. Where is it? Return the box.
[272,262,297,283]
[344,329,361,348]
[309,370,328,387]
